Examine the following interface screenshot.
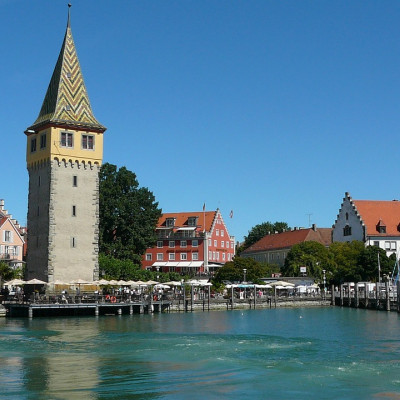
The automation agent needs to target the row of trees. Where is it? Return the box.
[212,241,395,287]
[283,240,396,285]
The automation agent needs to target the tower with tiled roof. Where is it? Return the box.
[25,6,106,283]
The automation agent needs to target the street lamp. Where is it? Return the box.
[322,269,326,299]
[156,266,160,281]
[243,268,247,283]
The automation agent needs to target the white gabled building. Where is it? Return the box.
[333,192,400,257]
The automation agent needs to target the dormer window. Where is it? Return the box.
[187,217,198,227]
[166,218,175,227]
[376,220,386,234]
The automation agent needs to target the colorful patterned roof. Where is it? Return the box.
[27,10,105,132]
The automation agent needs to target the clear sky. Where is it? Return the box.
[2,0,400,242]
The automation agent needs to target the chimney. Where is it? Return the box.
[312,224,317,231]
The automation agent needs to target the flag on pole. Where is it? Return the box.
[230,210,233,218]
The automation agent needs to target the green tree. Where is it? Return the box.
[0,261,18,284]
[213,257,275,285]
[282,241,333,279]
[99,163,162,261]
[241,221,290,251]
[357,245,393,282]
[329,241,365,284]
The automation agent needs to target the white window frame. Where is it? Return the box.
[61,132,73,148]
[192,252,198,260]
[169,241,175,248]
[180,253,187,260]
[157,253,163,261]
[169,253,175,261]
[82,134,94,150]
[157,241,163,248]
[146,253,152,261]
[180,240,187,248]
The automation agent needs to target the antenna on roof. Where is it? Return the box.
[306,213,313,227]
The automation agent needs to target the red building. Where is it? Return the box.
[142,209,235,275]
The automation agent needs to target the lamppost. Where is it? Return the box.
[322,269,326,299]
[156,266,160,281]
[243,268,247,283]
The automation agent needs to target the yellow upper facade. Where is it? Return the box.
[25,8,105,166]
[26,127,103,167]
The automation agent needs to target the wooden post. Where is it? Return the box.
[95,306,99,316]
[340,284,344,306]
[355,283,359,308]
[386,280,390,311]
[331,284,335,306]
[191,285,194,312]
[397,280,400,313]
[28,307,33,318]
[253,284,256,309]
[365,283,369,308]
[348,284,351,306]
[207,285,210,311]
[118,308,122,315]
[130,305,133,315]
[274,286,277,308]
[231,286,234,309]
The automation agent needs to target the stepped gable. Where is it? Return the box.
[242,227,332,253]
[26,8,105,133]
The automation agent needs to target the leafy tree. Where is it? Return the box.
[99,163,162,261]
[357,245,393,282]
[329,241,365,284]
[213,257,276,285]
[99,254,184,282]
[282,241,333,279]
[0,261,20,286]
[241,221,290,251]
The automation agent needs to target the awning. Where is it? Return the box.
[151,261,203,268]
[177,227,196,231]
[177,262,191,267]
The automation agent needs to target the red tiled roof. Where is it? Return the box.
[157,211,216,233]
[353,200,400,236]
[242,227,332,253]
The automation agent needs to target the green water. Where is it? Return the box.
[1,307,400,399]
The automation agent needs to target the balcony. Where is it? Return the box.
[0,253,19,261]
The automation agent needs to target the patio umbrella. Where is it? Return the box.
[145,280,159,285]
[108,280,119,286]
[26,278,47,285]
[70,278,92,285]
[154,284,170,289]
[164,281,182,286]
[117,280,128,286]
[52,279,68,285]
[4,278,26,286]
[96,279,110,285]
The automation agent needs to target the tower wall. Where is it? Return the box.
[26,160,100,282]
[26,162,51,281]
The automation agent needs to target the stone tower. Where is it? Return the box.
[24,8,106,284]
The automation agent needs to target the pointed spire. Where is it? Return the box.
[67,4,71,28]
[27,6,105,133]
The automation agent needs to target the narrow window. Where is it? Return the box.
[40,133,47,149]
[38,176,41,186]
[31,138,37,153]
[72,205,76,217]
[73,175,78,187]
[71,237,77,248]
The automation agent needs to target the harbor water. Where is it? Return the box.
[1,307,399,399]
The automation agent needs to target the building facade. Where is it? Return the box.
[241,225,332,267]
[332,192,400,257]
[24,9,106,283]
[0,200,26,270]
[142,209,235,275]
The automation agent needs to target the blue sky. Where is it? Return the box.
[2,0,400,242]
